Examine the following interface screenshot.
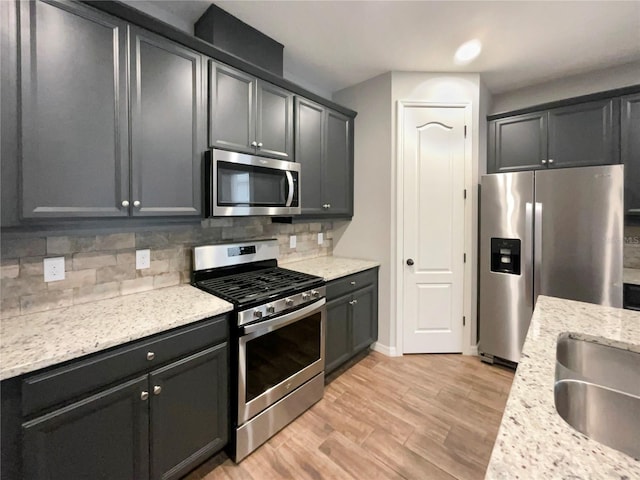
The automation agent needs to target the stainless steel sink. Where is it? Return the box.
[554,333,640,460]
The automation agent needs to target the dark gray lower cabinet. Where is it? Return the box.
[325,268,378,375]
[150,345,227,480]
[2,316,228,480]
[22,376,150,480]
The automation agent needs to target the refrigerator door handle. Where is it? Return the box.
[534,202,543,304]
[525,202,533,308]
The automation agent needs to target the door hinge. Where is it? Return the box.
[463,316,466,326]
[463,253,467,263]
[463,189,467,199]
[464,125,467,138]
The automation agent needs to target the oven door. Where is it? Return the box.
[238,299,325,425]
[210,149,300,216]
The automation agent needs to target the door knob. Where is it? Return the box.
[406,259,414,266]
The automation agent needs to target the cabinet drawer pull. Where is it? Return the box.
[153,385,162,395]
[349,299,358,305]
[141,391,149,401]
[251,141,258,147]
[350,281,356,286]
[541,159,547,165]
[146,351,155,361]
[121,200,129,207]
[133,200,141,207]
[548,158,554,165]
[257,142,263,148]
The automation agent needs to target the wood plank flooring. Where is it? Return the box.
[184,352,514,480]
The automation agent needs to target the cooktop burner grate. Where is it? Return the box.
[195,267,322,305]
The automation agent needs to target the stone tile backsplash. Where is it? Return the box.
[625,225,640,269]
[0,218,333,318]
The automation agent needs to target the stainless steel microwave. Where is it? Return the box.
[205,149,300,216]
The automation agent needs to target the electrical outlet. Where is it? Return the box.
[317,232,324,245]
[136,249,151,270]
[44,257,65,282]
[289,235,297,249]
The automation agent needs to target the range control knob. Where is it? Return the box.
[302,292,310,301]
[253,309,263,319]
[311,290,320,298]
[285,298,294,306]
[266,305,276,314]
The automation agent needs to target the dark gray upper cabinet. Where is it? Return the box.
[489,112,547,173]
[294,97,354,218]
[149,344,228,480]
[15,1,204,222]
[19,0,130,218]
[295,97,325,216]
[209,61,293,160]
[488,98,620,173]
[324,110,353,216]
[547,99,618,168]
[129,26,204,217]
[622,93,640,217]
[22,376,150,480]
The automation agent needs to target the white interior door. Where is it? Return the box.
[401,104,466,353]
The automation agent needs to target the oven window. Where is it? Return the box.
[218,161,287,206]
[245,312,321,403]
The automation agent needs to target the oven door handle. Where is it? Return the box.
[242,298,325,336]
[285,171,295,207]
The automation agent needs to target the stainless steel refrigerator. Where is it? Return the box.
[479,165,624,365]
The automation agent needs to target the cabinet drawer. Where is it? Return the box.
[22,315,228,417]
[327,268,377,300]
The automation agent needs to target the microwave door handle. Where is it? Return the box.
[285,171,294,207]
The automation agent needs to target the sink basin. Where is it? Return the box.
[554,333,640,460]
[556,334,640,396]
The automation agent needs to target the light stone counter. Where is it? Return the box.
[624,267,640,286]
[281,256,380,281]
[485,296,640,479]
[0,285,233,381]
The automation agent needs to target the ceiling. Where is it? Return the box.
[125,1,640,97]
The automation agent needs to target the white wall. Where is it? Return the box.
[491,62,640,114]
[332,73,394,351]
[334,72,485,355]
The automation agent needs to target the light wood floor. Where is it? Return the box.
[184,352,515,480]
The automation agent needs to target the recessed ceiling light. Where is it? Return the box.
[454,39,482,65]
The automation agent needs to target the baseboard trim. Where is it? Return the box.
[371,342,399,357]
[469,344,479,356]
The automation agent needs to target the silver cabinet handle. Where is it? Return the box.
[153,385,162,395]
[146,351,155,361]
[541,159,547,165]
[349,299,358,305]
[350,281,356,286]
[548,158,554,165]
[251,141,258,147]
[141,391,149,401]
[257,142,263,148]
[327,203,331,208]
[133,200,141,207]
[323,204,330,209]
[121,200,129,207]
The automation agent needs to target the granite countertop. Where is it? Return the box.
[485,295,640,479]
[282,256,380,281]
[624,268,640,286]
[0,285,233,381]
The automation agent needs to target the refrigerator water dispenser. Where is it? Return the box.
[490,238,521,275]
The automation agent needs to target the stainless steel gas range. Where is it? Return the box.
[191,239,326,462]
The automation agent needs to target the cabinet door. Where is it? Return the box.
[548,99,619,168]
[209,62,255,154]
[325,294,352,375]
[323,110,353,216]
[295,97,325,215]
[351,284,378,353]
[22,376,149,480]
[19,0,129,218]
[256,80,294,160]
[621,93,640,217]
[129,27,203,217]
[149,344,228,480]
[489,112,547,173]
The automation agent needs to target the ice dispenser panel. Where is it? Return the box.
[490,238,521,275]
